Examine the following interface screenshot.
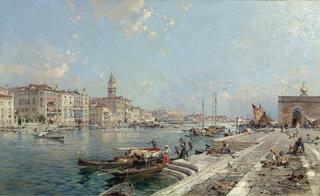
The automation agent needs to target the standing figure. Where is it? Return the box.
[162,145,171,165]
[185,135,193,155]
[179,138,188,160]
[148,138,158,149]
[174,146,181,158]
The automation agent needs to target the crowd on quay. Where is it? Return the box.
[262,128,320,169]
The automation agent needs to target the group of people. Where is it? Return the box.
[174,135,193,160]
[145,137,193,166]
[264,149,289,168]
[263,133,319,168]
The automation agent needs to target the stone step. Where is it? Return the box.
[167,164,195,176]
[162,168,187,180]
[171,161,199,172]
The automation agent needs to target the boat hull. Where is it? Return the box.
[78,158,133,169]
[35,135,64,140]
[110,164,165,177]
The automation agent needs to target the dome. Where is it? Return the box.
[300,83,308,96]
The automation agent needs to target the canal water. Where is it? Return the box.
[0,126,226,195]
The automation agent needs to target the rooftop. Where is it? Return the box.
[278,96,320,103]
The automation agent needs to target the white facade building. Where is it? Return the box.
[0,88,15,128]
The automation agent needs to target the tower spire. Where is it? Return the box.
[108,69,117,97]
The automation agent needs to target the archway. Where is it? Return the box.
[292,110,302,128]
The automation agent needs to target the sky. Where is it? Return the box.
[1,0,320,118]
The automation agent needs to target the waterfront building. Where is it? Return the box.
[61,91,74,127]
[60,89,89,127]
[128,106,144,124]
[10,84,61,125]
[73,89,89,127]
[90,71,142,125]
[278,83,320,128]
[10,84,89,127]
[0,87,15,127]
[152,109,184,124]
[153,109,170,122]
[89,104,113,128]
[142,111,155,123]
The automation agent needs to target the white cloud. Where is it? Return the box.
[0,64,27,75]
[72,34,79,40]
[35,63,70,80]
[0,40,86,83]
[91,0,152,37]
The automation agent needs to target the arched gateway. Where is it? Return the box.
[291,110,302,128]
[278,83,320,128]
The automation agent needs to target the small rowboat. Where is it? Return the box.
[109,164,165,177]
[99,181,134,196]
[78,158,133,169]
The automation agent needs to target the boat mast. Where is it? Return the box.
[211,95,214,126]
[214,92,217,127]
[202,100,205,129]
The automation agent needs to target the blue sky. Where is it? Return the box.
[1,1,320,118]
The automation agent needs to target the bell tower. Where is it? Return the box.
[108,71,117,97]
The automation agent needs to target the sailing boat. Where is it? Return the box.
[204,93,225,135]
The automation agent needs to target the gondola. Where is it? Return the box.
[99,181,134,196]
[78,158,133,169]
[109,164,165,177]
[34,135,64,140]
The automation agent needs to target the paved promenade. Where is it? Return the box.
[153,129,320,196]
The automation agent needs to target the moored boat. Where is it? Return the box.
[109,164,165,177]
[78,157,133,169]
[34,135,64,140]
[99,181,134,196]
